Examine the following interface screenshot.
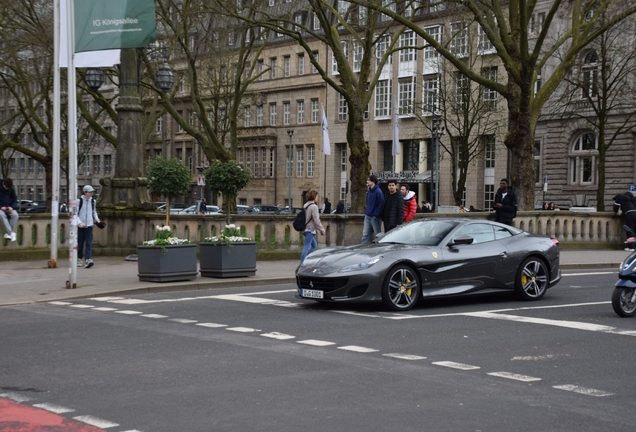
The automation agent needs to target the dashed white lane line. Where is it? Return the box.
[92,307,118,312]
[73,415,119,428]
[226,327,259,333]
[114,310,143,315]
[140,314,168,319]
[32,403,75,414]
[333,311,383,318]
[170,318,198,323]
[0,392,32,402]
[553,385,614,397]
[432,361,481,370]
[465,311,619,333]
[383,353,427,361]
[92,297,126,301]
[338,345,379,353]
[297,339,337,347]
[70,304,95,309]
[49,301,72,306]
[488,372,542,382]
[196,322,227,328]
[261,332,296,340]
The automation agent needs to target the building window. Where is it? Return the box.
[298,54,305,75]
[307,145,315,178]
[332,40,348,75]
[93,155,100,174]
[238,148,244,167]
[269,103,277,125]
[341,147,347,172]
[484,135,495,168]
[422,75,439,114]
[312,51,319,73]
[297,100,305,124]
[375,79,391,118]
[455,72,469,109]
[256,105,263,126]
[375,35,391,69]
[244,106,251,127]
[398,78,415,115]
[155,117,162,133]
[38,162,44,173]
[269,148,275,177]
[423,26,442,60]
[482,67,498,109]
[534,139,542,184]
[262,148,267,178]
[283,102,290,125]
[484,184,495,211]
[358,6,367,26]
[450,21,469,57]
[257,59,264,80]
[569,132,597,185]
[28,158,34,173]
[353,41,363,72]
[399,31,416,63]
[338,93,348,121]
[270,58,277,79]
[311,99,319,123]
[296,146,304,177]
[403,140,419,171]
[380,0,395,22]
[313,13,320,30]
[582,51,598,99]
[245,148,251,173]
[104,155,112,174]
[530,12,546,34]
[478,25,495,54]
[284,56,291,77]
[253,146,260,177]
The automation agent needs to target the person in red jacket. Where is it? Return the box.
[400,184,418,223]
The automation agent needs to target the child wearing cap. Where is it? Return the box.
[77,185,100,268]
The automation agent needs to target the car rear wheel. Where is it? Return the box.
[515,257,549,300]
[381,265,420,311]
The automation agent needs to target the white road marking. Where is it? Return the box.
[73,415,120,428]
[511,355,555,361]
[92,307,118,312]
[465,311,618,333]
[196,323,227,328]
[332,311,383,318]
[32,403,75,414]
[226,327,259,333]
[261,332,296,340]
[92,297,125,301]
[214,294,280,304]
[170,318,198,324]
[337,345,379,353]
[114,310,143,315]
[383,353,427,361]
[553,385,614,397]
[140,314,168,319]
[562,272,614,276]
[432,361,481,370]
[297,339,336,347]
[70,304,94,309]
[487,372,541,382]
[108,299,150,304]
[273,302,302,308]
[48,301,72,306]
[0,392,32,402]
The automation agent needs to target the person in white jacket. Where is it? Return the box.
[301,190,325,263]
[77,185,101,268]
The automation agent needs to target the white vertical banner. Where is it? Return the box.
[321,105,331,156]
[392,96,400,156]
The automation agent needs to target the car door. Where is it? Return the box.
[437,223,510,295]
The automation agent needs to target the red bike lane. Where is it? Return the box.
[0,397,105,431]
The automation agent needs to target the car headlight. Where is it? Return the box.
[338,257,382,273]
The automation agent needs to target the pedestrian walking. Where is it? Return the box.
[77,185,101,268]
[361,175,384,243]
[401,184,417,223]
[300,190,325,263]
[200,198,207,214]
[613,191,636,234]
[381,180,403,232]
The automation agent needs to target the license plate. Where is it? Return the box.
[300,289,324,299]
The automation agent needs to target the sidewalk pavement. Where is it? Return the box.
[0,250,630,307]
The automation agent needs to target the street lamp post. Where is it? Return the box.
[431,103,444,213]
[84,49,174,210]
[287,129,294,209]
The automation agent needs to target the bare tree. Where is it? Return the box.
[370,0,636,210]
[548,14,636,210]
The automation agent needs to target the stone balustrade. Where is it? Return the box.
[0,210,626,259]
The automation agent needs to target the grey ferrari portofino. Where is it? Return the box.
[296,218,561,311]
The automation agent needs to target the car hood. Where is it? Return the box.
[297,243,430,276]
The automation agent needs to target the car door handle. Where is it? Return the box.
[499,252,507,258]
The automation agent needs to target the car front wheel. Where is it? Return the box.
[381,265,420,311]
[515,257,549,300]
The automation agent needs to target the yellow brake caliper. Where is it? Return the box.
[405,275,412,296]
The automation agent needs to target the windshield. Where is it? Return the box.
[378,220,459,246]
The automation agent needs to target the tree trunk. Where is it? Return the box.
[347,105,371,214]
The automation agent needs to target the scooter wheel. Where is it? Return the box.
[612,287,636,317]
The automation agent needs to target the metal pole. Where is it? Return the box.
[50,0,61,268]
[66,0,78,288]
[287,130,293,208]
[432,106,439,213]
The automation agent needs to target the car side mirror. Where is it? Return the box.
[373,232,385,242]
[449,235,474,246]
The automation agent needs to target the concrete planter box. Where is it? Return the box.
[137,244,198,282]
[200,242,257,278]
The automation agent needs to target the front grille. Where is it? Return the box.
[296,276,349,292]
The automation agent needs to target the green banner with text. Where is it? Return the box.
[74,0,156,52]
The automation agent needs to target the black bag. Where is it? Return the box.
[95,221,106,229]
[293,203,314,232]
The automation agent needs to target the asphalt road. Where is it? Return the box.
[2,270,635,432]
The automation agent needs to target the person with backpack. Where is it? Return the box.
[300,190,325,263]
[77,185,101,268]
[0,178,19,242]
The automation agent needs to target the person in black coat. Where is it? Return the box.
[334,200,345,214]
[0,178,18,242]
[613,191,636,233]
[322,197,332,214]
[381,180,404,232]
[494,178,518,226]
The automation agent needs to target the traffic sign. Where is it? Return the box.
[197,175,205,186]
[629,184,636,192]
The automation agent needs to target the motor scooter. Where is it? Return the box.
[612,225,636,317]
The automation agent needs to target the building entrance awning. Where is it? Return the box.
[371,170,433,183]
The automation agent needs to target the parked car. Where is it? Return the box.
[157,203,189,212]
[174,205,222,215]
[246,205,280,214]
[296,218,562,311]
[237,205,250,214]
[18,200,47,213]
[331,206,352,214]
[276,207,303,215]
